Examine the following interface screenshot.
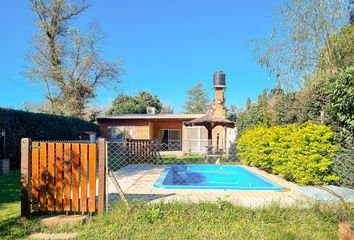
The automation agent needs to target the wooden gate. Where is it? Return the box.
[20,138,106,218]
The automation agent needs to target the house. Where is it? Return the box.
[97,71,235,153]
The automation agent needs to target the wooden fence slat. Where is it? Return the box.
[80,144,88,213]
[98,139,106,215]
[55,143,63,211]
[63,144,71,212]
[72,144,80,212]
[127,139,157,163]
[47,143,55,211]
[21,138,31,218]
[88,144,96,212]
[39,142,47,211]
[31,142,39,211]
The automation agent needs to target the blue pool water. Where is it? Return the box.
[153,164,283,190]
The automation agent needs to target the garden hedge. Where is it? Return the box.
[0,108,97,169]
[332,147,354,189]
[237,121,339,185]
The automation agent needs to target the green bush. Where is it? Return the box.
[237,122,339,185]
[0,108,97,169]
[326,66,354,144]
[332,146,354,189]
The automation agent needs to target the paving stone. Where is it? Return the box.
[28,232,79,239]
[39,215,88,227]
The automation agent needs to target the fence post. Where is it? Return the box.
[97,138,106,215]
[21,138,31,218]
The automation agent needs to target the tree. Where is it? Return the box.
[270,92,306,125]
[110,91,162,114]
[327,66,354,144]
[297,24,354,125]
[227,104,238,122]
[25,0,123,118]
[252,0,348,89]
[235,106,263,136]
[183,82,210,113]
[257,89,268,107]
[160,104,174,114]
[316,24,354,73]
[245,97,251,110]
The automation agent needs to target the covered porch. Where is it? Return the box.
[148,120,183,151]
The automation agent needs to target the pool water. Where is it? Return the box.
[153,164,283,190]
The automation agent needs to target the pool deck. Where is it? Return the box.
[107,164,308,207]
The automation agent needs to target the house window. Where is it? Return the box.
[110,126,136,141]
[159,129,181,144]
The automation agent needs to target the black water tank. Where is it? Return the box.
[213,71,226,88]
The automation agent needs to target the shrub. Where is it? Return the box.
[237,122,339,185]
[0,108,97,168]
[326,66,354,144]
[332,146,354,189]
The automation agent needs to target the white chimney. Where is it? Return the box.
[146,107,156,114]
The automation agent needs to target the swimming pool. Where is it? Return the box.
[153,164,283,190]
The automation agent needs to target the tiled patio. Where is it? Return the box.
[107,164,308,207]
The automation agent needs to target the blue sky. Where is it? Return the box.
[0,0,280,113]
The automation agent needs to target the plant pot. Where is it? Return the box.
[339,222,354,240]
[0,159,10,175]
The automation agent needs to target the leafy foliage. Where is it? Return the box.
[237,122,339,185]
[269,93,300,125]
[332,146,354,188]
[316,24,354,74]
[0,108,97,168]
[236,105,263,134]
[245,25,353,134]
[26,0,123,117]
[246,97,251,110]
[110,91,163,114]
[252,0,348,88]
[326,66,354,142]
[236,90,269,135]
[140,203,164,223]
[160,104,174,114]
[226,104,238,122]
[183,82,211,113]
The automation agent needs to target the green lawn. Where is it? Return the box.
[159,154,205,164]
[1,171,353,239]
[0,171,42,239]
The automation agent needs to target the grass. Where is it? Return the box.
[0,171,42,239]
[159,154,205,164]
[159,154,240,165]
[81,201,353,240]
[1,171,353,239]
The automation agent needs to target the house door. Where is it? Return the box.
[160,129,181,150]
[161,130,169,144]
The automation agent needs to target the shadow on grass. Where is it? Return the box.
[108,193,176,204]
[0,170,20,205]
[0,215,39,240]
[0,171,40,239]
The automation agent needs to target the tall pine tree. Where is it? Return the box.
[183,82,210,114]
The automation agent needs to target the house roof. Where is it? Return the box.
[96,113,205,120]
